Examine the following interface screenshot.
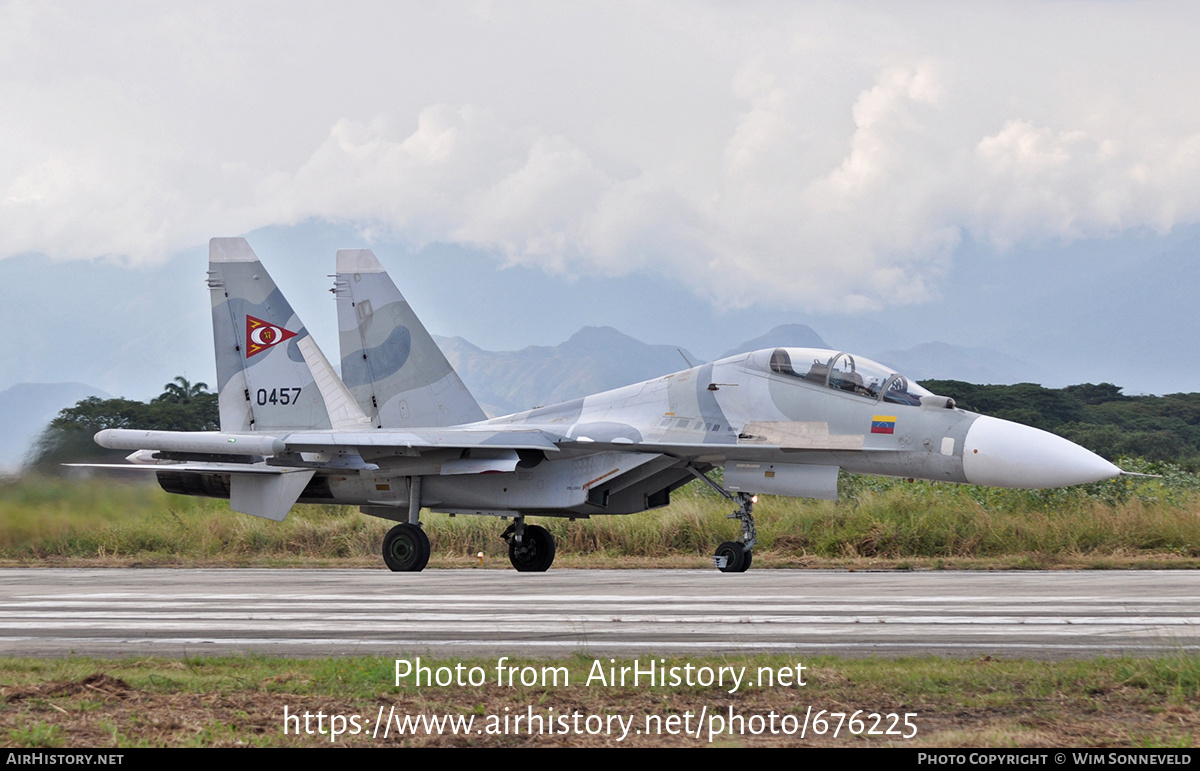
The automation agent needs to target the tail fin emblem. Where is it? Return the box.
[246,315,298,357]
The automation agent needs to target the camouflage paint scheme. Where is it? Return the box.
[92,238,1121,570]
[335,248,486,429]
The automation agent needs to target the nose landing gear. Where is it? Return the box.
[713,492,756,573]
[688,466,758,573]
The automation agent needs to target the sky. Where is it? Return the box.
[2,1,1199,399]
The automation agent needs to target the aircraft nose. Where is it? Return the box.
[962,415,1121,488]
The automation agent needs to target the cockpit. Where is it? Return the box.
[764,347,935,407]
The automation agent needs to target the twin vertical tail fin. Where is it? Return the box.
[203,239,480,521]
[335,248,486,428]
[207,237,370,433]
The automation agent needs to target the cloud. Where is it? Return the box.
[3,2,1200,313]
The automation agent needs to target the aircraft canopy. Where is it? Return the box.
[765,348,934,406]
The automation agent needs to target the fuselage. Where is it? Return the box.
[151,347,1120,519]
[491,348,974,482]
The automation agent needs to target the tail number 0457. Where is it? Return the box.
[256,388,301,406]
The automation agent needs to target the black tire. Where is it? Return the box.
[738,547,753,572]
[382,523,431,572]
[715,541,747,573]
[508,524,556,572]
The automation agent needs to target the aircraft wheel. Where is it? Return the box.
[382,523,431,572]
[714,541,749,573]
[509,524,555,572]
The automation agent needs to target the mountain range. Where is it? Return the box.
[436,323,1042,417]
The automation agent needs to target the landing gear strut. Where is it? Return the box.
[382,523,431,572]
[688,466,757,573]
[501,518,556,572]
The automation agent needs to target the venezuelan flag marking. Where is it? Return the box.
[871,415,897,434]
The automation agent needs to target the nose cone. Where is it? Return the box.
[963,415,1121,488]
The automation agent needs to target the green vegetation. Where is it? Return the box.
[924,380,1200,465]
[2,654,1197,746]
[3,464,1199,568]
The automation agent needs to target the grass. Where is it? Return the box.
[1,654,1197,746]
[2,463,1200,569]
[3,468,1198,747]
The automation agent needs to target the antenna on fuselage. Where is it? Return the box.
[677,348,696,368]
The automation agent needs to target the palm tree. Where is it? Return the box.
[156,376,209,404]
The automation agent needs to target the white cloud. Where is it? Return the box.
[3,1,1200,312]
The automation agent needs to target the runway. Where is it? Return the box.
[1,568,1197,658]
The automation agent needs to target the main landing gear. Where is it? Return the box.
[501,518,556,572]
[688,466,758,573]
[381,478,432,572]
[379,512,558,573]
[382,523,431,572]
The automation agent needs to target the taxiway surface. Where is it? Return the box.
[1,568,1197,658]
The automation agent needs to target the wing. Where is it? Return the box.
[280,427,559,453]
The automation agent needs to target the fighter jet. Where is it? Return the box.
[92,238,1122,573]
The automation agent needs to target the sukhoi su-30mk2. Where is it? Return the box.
[91,238,1123,573]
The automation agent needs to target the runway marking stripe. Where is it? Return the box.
[1,636,1196,653]
[6,570,1199,656]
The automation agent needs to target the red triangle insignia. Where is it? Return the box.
[245,315,299,358]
